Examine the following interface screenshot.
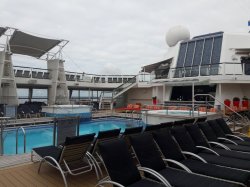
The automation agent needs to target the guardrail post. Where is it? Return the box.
[53,118,56,146]
[0,118,3,155]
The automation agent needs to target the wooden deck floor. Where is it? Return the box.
[0,162,99,187]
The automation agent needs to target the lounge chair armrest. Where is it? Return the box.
[181,151,207,163]
[233,132,248,137]
[226,134,245,141]
[163,159,192,173]
[196,146,219,156]
[218,137,238,145]
[208,141,230,150]
[96,180,125,187]
[138,166,172,187]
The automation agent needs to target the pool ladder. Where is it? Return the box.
[124,110,141,125]
[16,126,26,154]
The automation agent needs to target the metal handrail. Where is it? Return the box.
[114,75,137,89]
[16,126,26,154]
[194,94,249,128]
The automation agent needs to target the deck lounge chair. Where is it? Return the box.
[90,128,121,176]
[185,123,250,161]
[122,126,143,136]
[160,121,174,128]
[194,116,207,124]
[198,122,250,153]
[207,119,250,147]
[129,133,241,187]
[171,126,250,171]
[144,124,165,132]
[97,139,170,187]
[32,133,97,187]
[216,118,250,142]
[122,126,143,146]
[90,129,121,157]
[121,126,143,156]
[152,128,250,186]
[208,119,250,144]
[173,118,196,127]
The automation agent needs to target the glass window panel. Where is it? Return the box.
[211,36,222,64]
[191,40,204,76]
[184,41,195,77]
[210,36,223,75]
[176,43,187,68]
[184,41,195,67]
[201,38,213,65]
[174,43,187,78]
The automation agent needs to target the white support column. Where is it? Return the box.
[47,59,70,105]
[0,49,18,106]
[0,51,4,87]
[215,83,222,107]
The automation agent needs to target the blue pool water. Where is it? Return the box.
[3,117,143,155]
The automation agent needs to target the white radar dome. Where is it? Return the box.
[166,25,190,47]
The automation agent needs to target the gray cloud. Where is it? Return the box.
[1,0,250,75]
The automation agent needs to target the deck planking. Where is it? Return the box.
[0,163,101,187]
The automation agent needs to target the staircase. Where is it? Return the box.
[112,75,137,99]
[98,91,113,110]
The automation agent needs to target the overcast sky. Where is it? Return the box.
[1,0,250,75]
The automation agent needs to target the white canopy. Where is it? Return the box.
[9,30,62,58]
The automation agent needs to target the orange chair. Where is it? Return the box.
[241,107,248,111]
[127,104,133,109]
[209,108,217,112]
[198,107,207,112]
[168,106,177,110]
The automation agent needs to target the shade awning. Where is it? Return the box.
[235,48,250,55]
[0,27,7,37]
[9,30,62,58]
[142,59,172,73]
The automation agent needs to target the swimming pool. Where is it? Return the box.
[2,117,143,155]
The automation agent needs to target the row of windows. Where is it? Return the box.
[174,32,223,77]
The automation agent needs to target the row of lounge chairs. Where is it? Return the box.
[32,117,250,187]
[17,102,46,118]
[31,128,122,187]
[97,118,250,187]
[0,102,45,118]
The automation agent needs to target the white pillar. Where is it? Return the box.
[47,59,69,105]
[0,50,18,106]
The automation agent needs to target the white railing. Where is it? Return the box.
[13,66,136,84]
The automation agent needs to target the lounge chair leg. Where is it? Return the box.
[40,156,68,187]
[86,153,100,180]
[38,159,45,173]
[31,151,33,162]
[87,152,103,178]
